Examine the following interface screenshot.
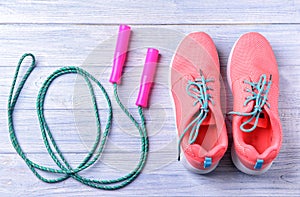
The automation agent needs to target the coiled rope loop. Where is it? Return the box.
[8,53,148,190]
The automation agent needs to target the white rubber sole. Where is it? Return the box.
[231,146,272,175]
[182,154,219,174]
[227,35,241,92]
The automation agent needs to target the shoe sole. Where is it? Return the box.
[227,33,273,175]
[226,35,240,91]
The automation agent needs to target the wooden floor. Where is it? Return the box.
[0,1,300,196]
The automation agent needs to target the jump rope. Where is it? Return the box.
[8,25,159,190]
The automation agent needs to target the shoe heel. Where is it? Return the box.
[231,145,272,175]
[181,154,219,174]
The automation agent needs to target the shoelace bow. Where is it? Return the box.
[178,70,214,161]
[229,74,272,132]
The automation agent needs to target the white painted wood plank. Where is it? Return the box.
[0,65,299,110]
[1,107,299,153]
[0,0,299,24]
[0,151,299,196]
[0,24,299,67]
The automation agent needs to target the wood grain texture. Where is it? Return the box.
[0,1,300,196]
[0,0,299,24]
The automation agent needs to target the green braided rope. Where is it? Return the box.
[8,53,148,190]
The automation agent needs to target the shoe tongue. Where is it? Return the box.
[243,103,268,128]
[193,102,216,125]
[202,111,215,125]
[180,94,215,131]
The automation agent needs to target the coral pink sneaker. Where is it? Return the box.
[227,32,282,175]
[171,32,228,174]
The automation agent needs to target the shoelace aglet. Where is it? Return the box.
[199,68,203,76]
[269,74,272,81]
[178,155,181,161]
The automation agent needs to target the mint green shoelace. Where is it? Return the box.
[178,71,214,161]
[229,74,272,132]
[8,53,148,190]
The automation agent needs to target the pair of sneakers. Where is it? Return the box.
[170,32,282,175]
